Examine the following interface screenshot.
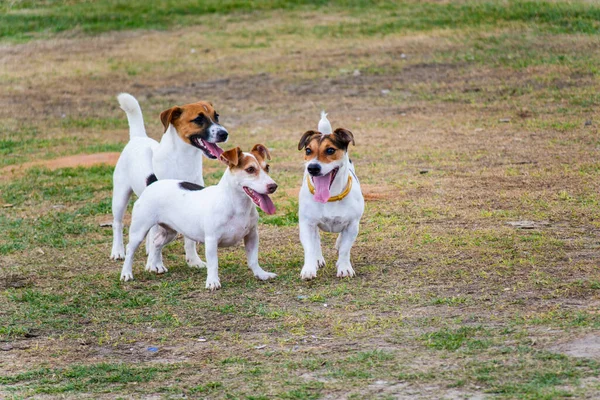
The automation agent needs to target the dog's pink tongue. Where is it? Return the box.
[205,141,224,158]
[256,193,276,215]
[312,175,331,203]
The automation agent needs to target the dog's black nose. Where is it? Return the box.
[267,183,278,194]
[216,129,228,142]
[307,164,321,176]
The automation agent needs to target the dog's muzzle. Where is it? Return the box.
[215,129,228,143]
[307,163,321,176]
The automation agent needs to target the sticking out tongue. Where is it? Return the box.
[256,193,276,215]
[204,141,224,158]
[312,174,332,203]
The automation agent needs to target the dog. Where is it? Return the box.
[110,93,228,273]
[120,145,278,290]
[297,112,364,280]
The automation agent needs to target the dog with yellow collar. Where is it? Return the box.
[297,112,365,280]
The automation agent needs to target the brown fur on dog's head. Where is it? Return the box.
[160,101,219,145]
[298,128,355,164]
[220,144,271,176]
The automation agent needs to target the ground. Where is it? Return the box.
[1,1,600,399]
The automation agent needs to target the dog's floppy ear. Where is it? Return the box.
[220,147,242,167]
[160,106,183,132]
[298,130,319,150]
[333,128,355,148]
[251,144,271,161]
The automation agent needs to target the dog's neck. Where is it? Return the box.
[329,154,351,196]
[161,125,203,157]
[218,169,253,208]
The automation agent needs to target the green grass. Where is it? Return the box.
[0,363,176,395]
[3,0,600,398]
[2,0,600,42]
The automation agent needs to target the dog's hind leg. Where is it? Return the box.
[335,221,359,278]
[184,237,207,269]
[111,183,132,260]
[143,225,177,275]
[145,225,172,274]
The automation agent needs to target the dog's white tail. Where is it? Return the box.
[117,93,146,138]
[318,110,332,134]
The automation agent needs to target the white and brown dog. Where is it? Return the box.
[111,93,228,273]
[297,112,364,280]
[120,145,278,290]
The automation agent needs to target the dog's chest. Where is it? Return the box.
[317,216,351,233]
[216,211,256,247]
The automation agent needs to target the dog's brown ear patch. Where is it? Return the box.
[160,106,182,132]
[333,128,355,148]
[298,130,319,150]
[220,147,242,167]
[251,144,271,161]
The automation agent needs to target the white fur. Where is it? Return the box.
[318,111,332,134]
[120,153,277,290]
[298,112,364,280]
[110,93,225,270]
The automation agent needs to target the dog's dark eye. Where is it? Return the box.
[214,112,219,123]
[192,114,206,125]
[326,148,336,155]
[265,164,270,173]
[305,148,312,155]
[246,167,256,174]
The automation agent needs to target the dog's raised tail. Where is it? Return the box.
[117,93,146,138]
[318,110,332,135]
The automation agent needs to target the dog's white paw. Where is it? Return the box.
[145,263,168,274]
[336,262,355,278]
[300,266,318,280]
[205,278,221,291]
[111,248,125,260]
[120,272,134,282]
[317,257,326,269]
[187,255,207,269]
[255,270,277,281]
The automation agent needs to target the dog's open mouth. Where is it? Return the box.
[311,167,339,203]
[190,136,224,159]
[243,187,276,215]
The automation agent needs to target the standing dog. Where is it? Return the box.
[297,112,364,280]
[111,93,228,274]
[120,145,278,290]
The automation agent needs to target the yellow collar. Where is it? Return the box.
[307,174,352,202]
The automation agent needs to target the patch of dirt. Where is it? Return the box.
[0,152,120,179]
[550,334,600,359]
[0,274,32,289]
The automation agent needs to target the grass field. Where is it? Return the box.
[2,0,600,398]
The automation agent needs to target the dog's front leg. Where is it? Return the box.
[184,237,207,268]
[244,227,276,281]
[204,237,221,290]
[299,221,320,280]
[336,221,359,278]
